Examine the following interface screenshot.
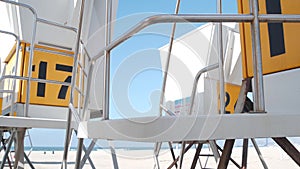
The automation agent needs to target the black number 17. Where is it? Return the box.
[37,61,72,99]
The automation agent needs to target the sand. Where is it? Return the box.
[5,145,298,169]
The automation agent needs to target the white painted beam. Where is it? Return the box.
[78,114,300,142]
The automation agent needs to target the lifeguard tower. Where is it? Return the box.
[0,0,117,168]
[0,0,300,169]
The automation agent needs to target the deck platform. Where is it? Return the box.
[78,113,300,142]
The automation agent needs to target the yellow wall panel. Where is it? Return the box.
[2,42,26,112]
[218,83,241,114]
[0,98,2,115]
[20,43,74,107]
[3,42,75,108]
[238,0,300,78]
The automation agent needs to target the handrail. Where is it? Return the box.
[0,30,19,40]
[80,14,252,120]
[188,63,219,115]
[217,0,225,115]
[82,13,300,120]
[0,30,21,116]
[91,13,300,62]
[37,18,77,33]
[0,0,80,117]
[160,104,176,116]
[0,75,71,86]
[0,0,38,117]
[159,0,181,116]
[92,14,254,61]
[251,0,264,112]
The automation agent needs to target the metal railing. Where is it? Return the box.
[0,30,20,116]
[81,12,300,121]
[188,63,219,115]
[0,0,79,117]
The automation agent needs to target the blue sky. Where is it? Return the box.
[28,0,238,147]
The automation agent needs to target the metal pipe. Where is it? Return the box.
[159,0,181,116]
[0,30,19,39]
[83,14,253,119]
[0,130,15,169]
[92,14,254,61]
[217,0,225,114]
[0,90,14,93]
[160,104,176,116]
[251,138,268,169]
[154,142,161,169]
[0,75,71,86]
[81,12,300,120]
[251,0,265,112]
[103,0,113,120]
[109,141,119,169]
[259,14,300,22]
[74,138,84,169]
[23,152,35,169]
[10,37,21,113]
[82,62,94,120]
[178,141,186,169]
[242,139,249,169]
[62,0,86,168]
[33,47,74,57]
[0,30,20,117]
[37,18,77,32]
[0,0,38,118]
[103,52,110,120]
[91,13,300,63]
[24,9,38,118]
[0,0,36,15]
[69,103,80,128]
[80,40,91,61]
[79,139,97,169]
[189,63,219,115]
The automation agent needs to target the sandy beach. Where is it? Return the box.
[6,145,298,169]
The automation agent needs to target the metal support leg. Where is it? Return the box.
[74,138,84,169]
[2,132,13,169]
[209,140,221,163]
[251,138,268,169]
[250,0,265,112]
[216,144,241,168]
[0,131,15,169]
[217,139,235,169]
[62,0,85,166]
[168,142,178,168]
[178,142,186,169]
[24,152,35,169]
[241,139,249,169]
[191,143,203,169]
[272,137,300,166]
[80,139,97,169]
[159,0,181,115]
[109,141,119,169]
[167,142,195,169]
[217,0,226,115]
[14,128,26,169]
[234,78,251,114]
[153,142,161,169]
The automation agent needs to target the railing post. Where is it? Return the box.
[103,0,113,120]
[159,0,181,116]
[217,0,226,114]
[24,7,37,118]
[250,0,265,112]
[62,0,85,168]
